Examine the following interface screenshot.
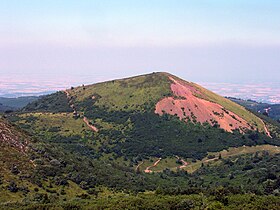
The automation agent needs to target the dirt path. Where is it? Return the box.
[64,90,71,99]
[64,89,98,133]
[203,157,218,163]
[175,156,189,169]
[261,119,272,138]
[29,159,37,167]
[144,158,162,173]
[83,117,99,132]
[135,161,143,172]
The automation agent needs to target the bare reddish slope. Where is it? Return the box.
[0,119,29,153]
[155,76,252,133]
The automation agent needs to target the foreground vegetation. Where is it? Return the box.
[1,193,280,210]
[1,148,280,208]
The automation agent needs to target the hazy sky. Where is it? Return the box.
[1,0,280,83]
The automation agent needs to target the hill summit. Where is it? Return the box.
[25,72,268,134]
[19,72,277,160]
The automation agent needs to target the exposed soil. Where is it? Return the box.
[260,119,272,138]
[83,117,99,132]
[175,156,188,169]
[155,76,253,133]
[135,161,143,172]
[144,158,162,173]
[64,90,98,133]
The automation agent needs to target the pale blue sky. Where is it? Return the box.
[0,0,280,83]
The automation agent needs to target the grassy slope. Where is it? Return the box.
[22,91,72,113]
[16,112,91,138]
[0,118,89,204]
[11,72,279,161]
[1,70,280,208]
[0,118,33,178]
[0,120,36,203]
[184,144,280,173]
[228,97,280,121]
[1,116,280,207]
[135,145,280,173]
[68,72,172,112]
[22,72,267,133]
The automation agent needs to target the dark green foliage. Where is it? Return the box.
[10,165,20,175]
[7,181,18,192]
[194,153,280,195]
[22,91,72,113]
[2,194,280,209]
[83,106,278,160]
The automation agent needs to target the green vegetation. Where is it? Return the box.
[81,106,279,160]
[136,145,280,173]
[69,72,172,112]
[1,151,280,209]
[248,109,280,139]
[1,193,280,210]
[15,112,92,138]
[23,91,71,113]
[1,114,280,208]
[1,72,280,208]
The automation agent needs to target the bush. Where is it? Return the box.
[7,181,18,192]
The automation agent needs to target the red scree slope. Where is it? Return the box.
[155,77,252,133]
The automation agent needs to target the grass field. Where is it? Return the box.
[16,112,92,138]
[136,145,280,173]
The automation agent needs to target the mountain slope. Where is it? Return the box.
[155,75,264,133]
[0,118,36,202]
[18,72,278,161]
[2,72,280,207]
[0,118,32,174]
[25,72,267,132]
[228,97,280,121]
[0,96,38,109]
[0,104,15,113]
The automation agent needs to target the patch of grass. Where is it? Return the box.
[184,144,280,173]
[152,157,180,171]
[135,145,280,173]
[68,72,172,112]
[15,112,91,138]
